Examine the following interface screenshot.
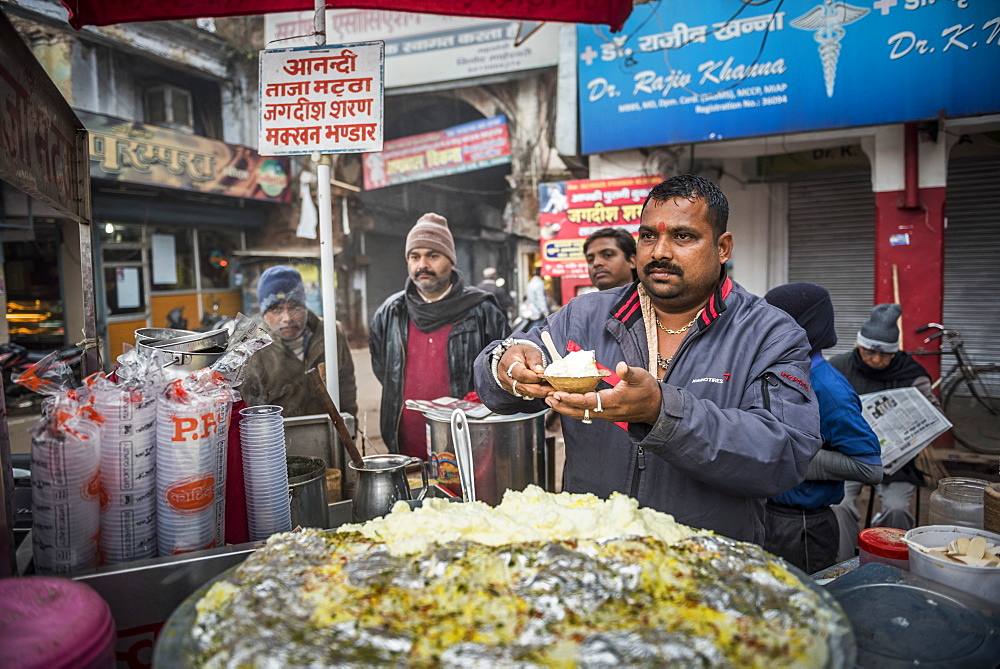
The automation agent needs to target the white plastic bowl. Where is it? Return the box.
[904,525,1000,604]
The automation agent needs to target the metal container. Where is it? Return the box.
[348,454,428,523]
[140,328,229,352]
[287,456,327,529]
[134,327,196,343]
[425,410,548,506]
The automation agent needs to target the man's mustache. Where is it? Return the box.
[642,261,683,276]
[415,270,435,278]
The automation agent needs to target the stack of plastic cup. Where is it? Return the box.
[31,427,100,574]
[240,405,292,541]
[95,390,157,563]
[156,396,220,556]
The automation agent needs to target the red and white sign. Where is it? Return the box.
[539,175,662,279]
[362,115,510,190]
[258,41,384,156]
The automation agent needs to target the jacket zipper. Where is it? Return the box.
[761,372,778,413]
[392,303,407,451]
[630,445,646,497]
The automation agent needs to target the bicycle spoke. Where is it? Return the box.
[944,366,1000,454]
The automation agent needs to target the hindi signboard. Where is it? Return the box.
[362,115,511,190]
[79,111,292,202]
[538,175,660,279]
[577,0,1000,154]
[859,387,952,476]
[259,42,384,156]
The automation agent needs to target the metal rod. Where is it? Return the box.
[313,0,340,408]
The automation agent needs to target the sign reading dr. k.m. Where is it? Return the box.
[577,0,1000,154]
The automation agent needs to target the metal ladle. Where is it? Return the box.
[450,409,476,503]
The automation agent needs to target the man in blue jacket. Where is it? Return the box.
[763,283,882,573]
[475,174,822,543]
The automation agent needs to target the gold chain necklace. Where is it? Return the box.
[655,316,697,335]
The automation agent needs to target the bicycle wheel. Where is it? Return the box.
[942,364,1000,454]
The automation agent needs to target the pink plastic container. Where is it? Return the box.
[858,527,910,571]
[0,576,116,668]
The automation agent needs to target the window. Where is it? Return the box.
[145,84,194,133]
[150,228,195,291]
[198,229,242,289]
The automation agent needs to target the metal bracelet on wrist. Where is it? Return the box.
[491,337,546,398]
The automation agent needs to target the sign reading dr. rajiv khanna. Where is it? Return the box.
[577,0,1000,154]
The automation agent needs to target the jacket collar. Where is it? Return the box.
[609,266,733,329]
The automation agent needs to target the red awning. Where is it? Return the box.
[61,0,632,31]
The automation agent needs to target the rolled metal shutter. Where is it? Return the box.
[787,171,875,358]
[944,156,1000,368]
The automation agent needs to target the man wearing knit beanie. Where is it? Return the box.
[829,303,940,560]
[763,283,882,573]
[370,213,509,459]
[241,265,357,419]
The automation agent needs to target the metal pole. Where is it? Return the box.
[314,0,341,407]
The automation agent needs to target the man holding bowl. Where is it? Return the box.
[475,174,822,543]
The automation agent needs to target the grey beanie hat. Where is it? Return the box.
[857,303,902,352]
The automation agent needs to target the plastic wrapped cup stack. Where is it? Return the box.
[30,426,101,574]
[240,405,292,541]
[95,390,158,563]
[156,396,222,556]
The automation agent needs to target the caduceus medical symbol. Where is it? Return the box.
[791,0,869,97]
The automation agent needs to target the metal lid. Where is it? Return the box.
[142,328,229,352]
[858,527,909,560]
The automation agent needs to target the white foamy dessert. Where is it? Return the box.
[544,349,598,377]
[338,485,703,556]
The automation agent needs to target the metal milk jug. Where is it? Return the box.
[348,454,428,523]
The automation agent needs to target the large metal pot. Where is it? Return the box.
[425,409,548,506]
[135,329,228,380]
[134,327,196,344]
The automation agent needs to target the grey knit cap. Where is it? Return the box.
[857,303,902,352]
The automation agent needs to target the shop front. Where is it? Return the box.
[78,111,293,363]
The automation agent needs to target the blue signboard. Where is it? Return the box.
[578,0,1000,154]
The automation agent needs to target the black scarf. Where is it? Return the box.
[839,348,931,394]
[405,270,495,333]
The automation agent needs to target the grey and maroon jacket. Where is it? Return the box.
[474,275,822,544]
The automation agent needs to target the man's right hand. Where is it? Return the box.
[498,344,550,399]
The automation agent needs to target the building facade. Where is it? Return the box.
[3,0,293,362]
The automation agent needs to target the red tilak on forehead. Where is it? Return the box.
[657,222,666,233]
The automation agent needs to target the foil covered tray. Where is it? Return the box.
[155,530,855,667]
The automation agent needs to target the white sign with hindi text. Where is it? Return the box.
[259,41,384,156]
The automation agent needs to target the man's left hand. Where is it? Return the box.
[545,361,662,425]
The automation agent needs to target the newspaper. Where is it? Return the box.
[404,396,493,421]
[859,387,952,476]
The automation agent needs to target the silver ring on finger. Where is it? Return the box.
[594,391,603,413]
[582,409,592,424]
[507,360,523,376]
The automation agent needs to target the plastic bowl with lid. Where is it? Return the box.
[858,527,910,570]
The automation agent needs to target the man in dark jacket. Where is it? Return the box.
[240,265,357,418]
[476,175,821,543]
[829,303,939,559]
[369,213,509,459]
